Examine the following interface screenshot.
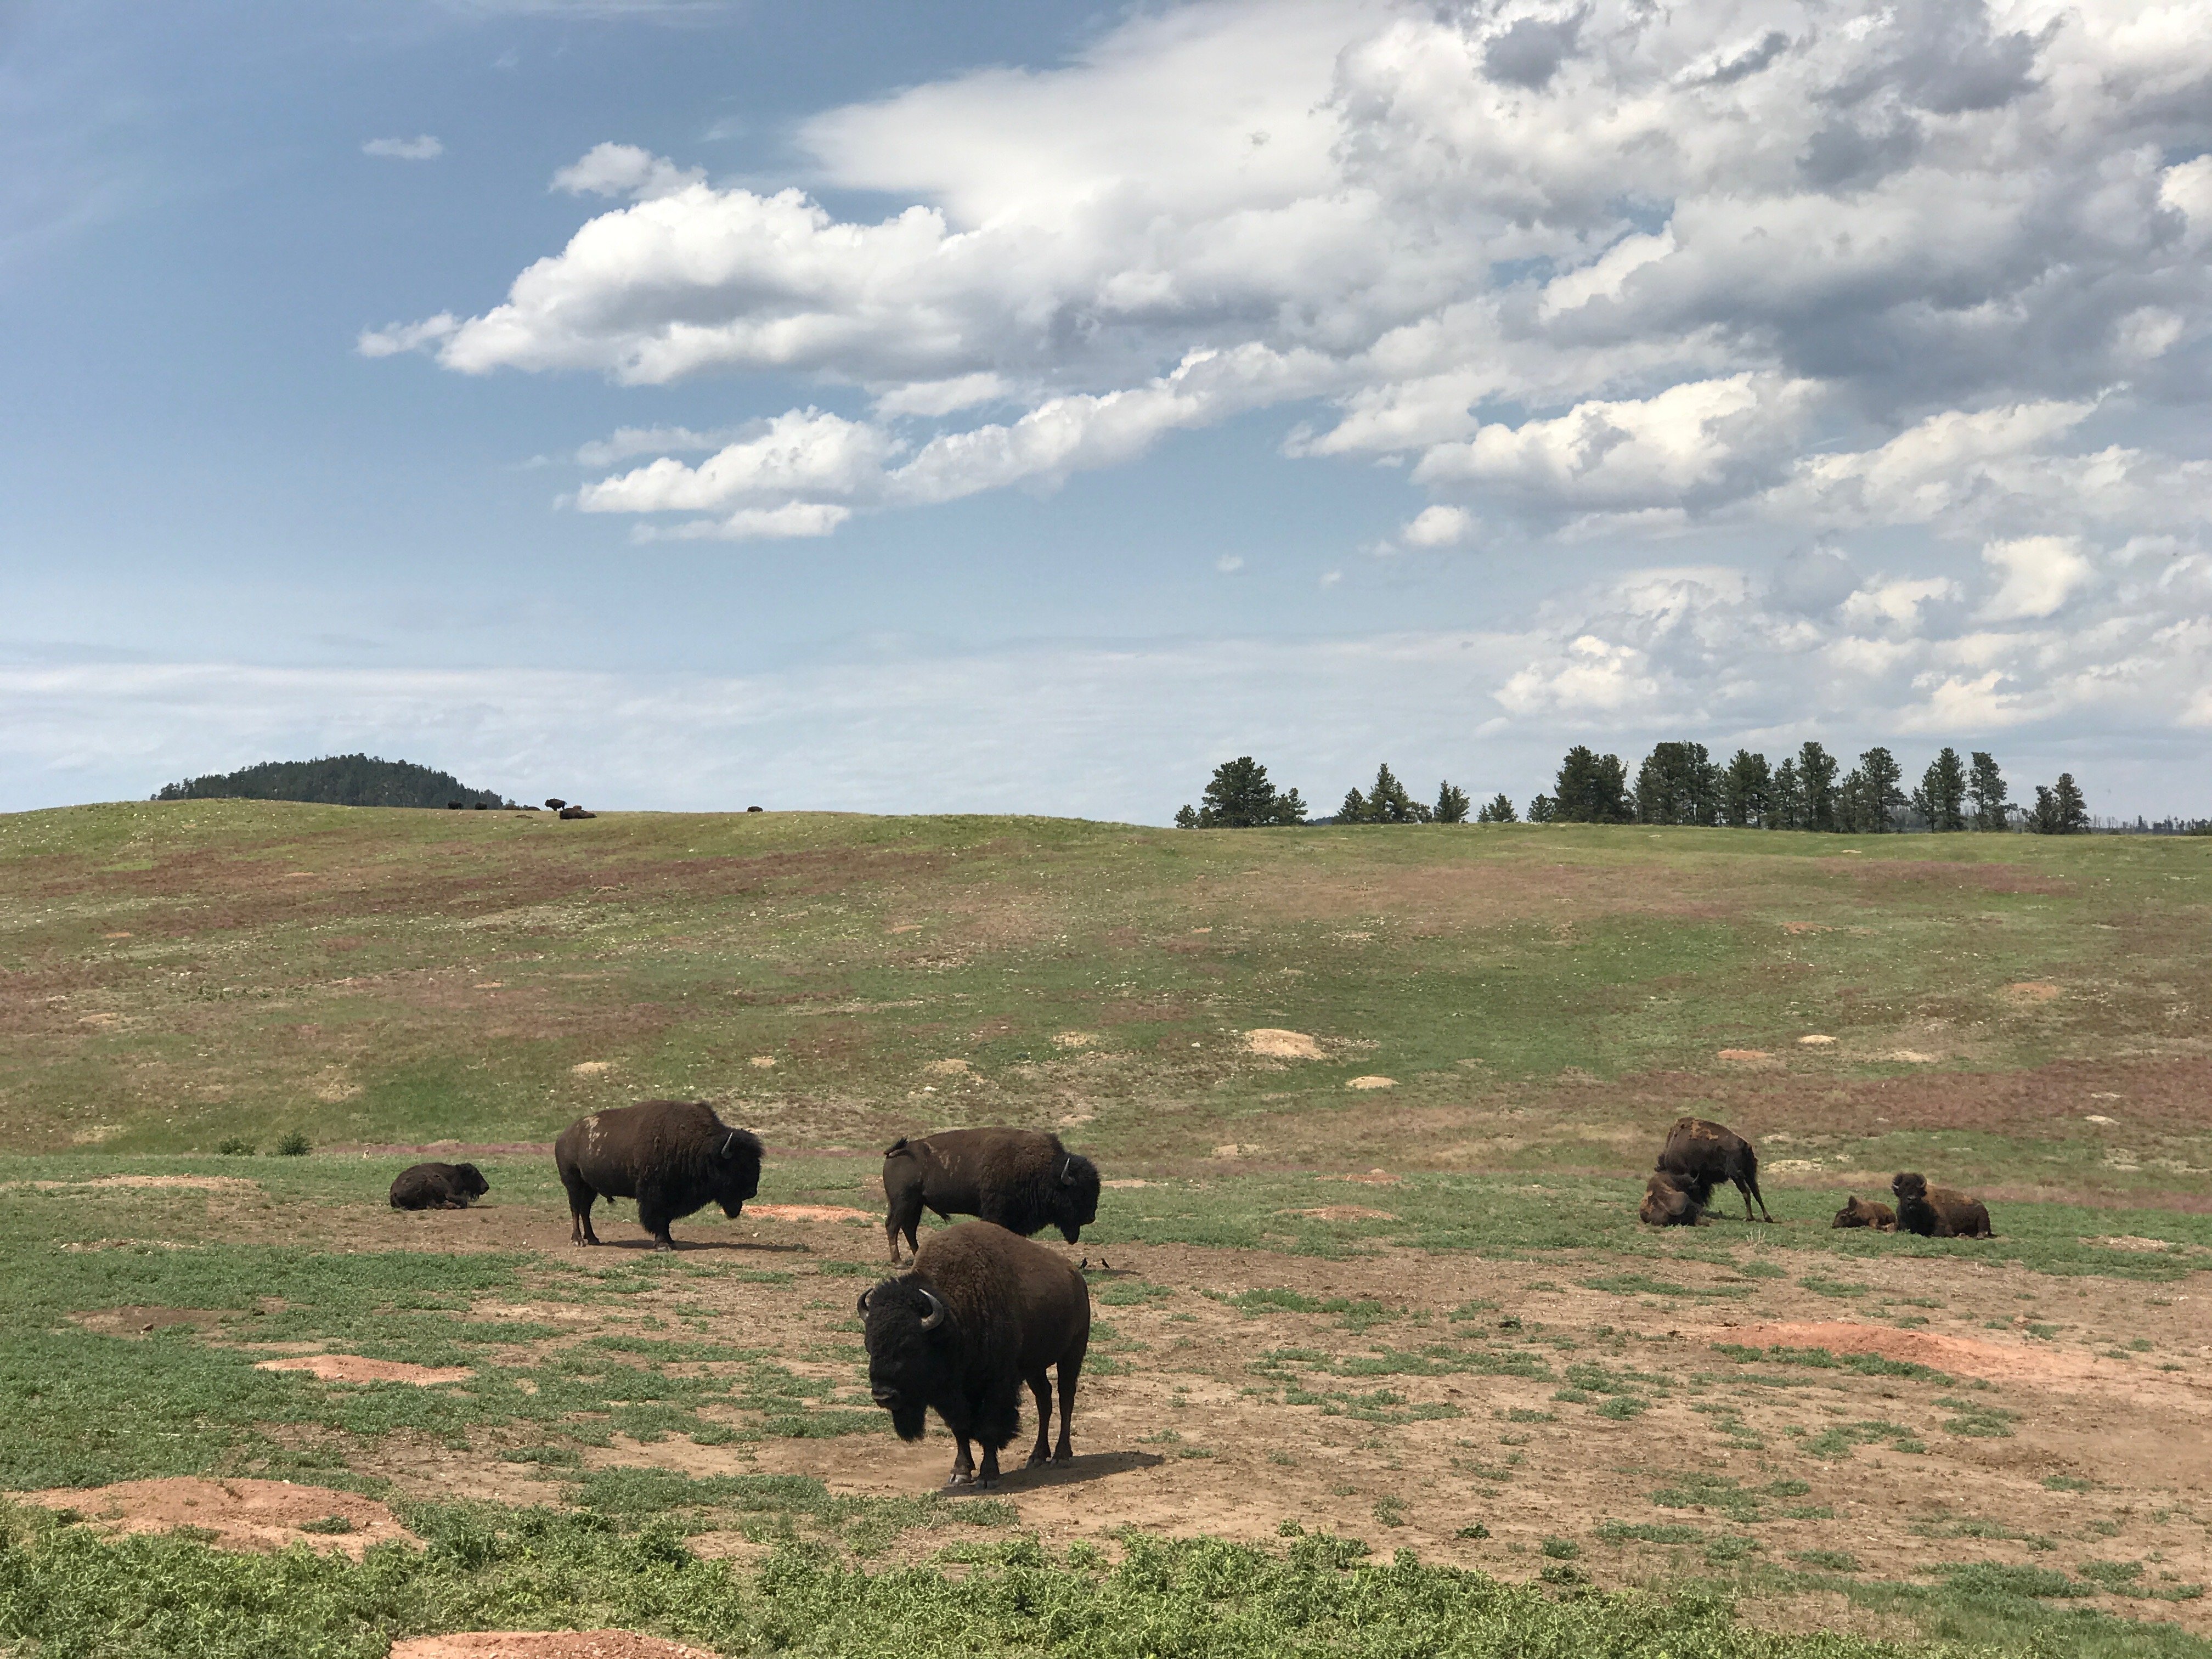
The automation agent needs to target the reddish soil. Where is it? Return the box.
[390,1635,717,1658]
[255,1355,474,1385]
[19,1478,413,1557]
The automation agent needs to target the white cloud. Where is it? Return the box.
[363,136,443,161]
[369,0,2212,557]
[1979,535,2094,621]
[1400,504,1473,547]
[637,501,851,541]
[575,409,893,514]
[1216,554,1245,573]
[357,313,459,358]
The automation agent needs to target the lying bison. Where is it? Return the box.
[860,1220,1090,1488]
[554,1100,762,1250]
[1892,1172,1992,1238]
[1639,1171,1705,1226]
[882,1128,1100,1263]
[1831,1194,1897,1231]
[1655,1116,1773,1223]
[389,1161,489,1211]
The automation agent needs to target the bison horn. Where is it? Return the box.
[720,1132,737,1159]
[1059,1158,1077,1187]
[855,1289,872,1316]
[916,1286,946,1330]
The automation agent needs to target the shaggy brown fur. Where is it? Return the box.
[882,1128,1101,1262]
[1639,1171,1705,1226]
[554,1100,762,1250]
[388,1161,489,1211]
[1831,1194,1897,1231]
[860,1221,1091,1488]
[1655,1116,1773,1222]
[1892,1172,1993,1238]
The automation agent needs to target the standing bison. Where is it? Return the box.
[389,1161,489,1211]
[1892,1173,1993,1238]
[1655,1116,1773,1223]
[554,1100,763,1250]
[882,1128,1100,1263]
[859,1221,1090,1488]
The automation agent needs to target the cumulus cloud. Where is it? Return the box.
[1401,504,1474,547]
[363,136,443,161]
[368,0,2212,556]
[1979,535,2094,620]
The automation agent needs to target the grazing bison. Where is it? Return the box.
[1655,1116,1773,1223]
[882,1128,1101,1263]
[859,1220,1090,1488]
[1831,1194,1897,1231]
[1891,1172,1993,1238]
[388,1161,489,1211]
[555,1100,762,1250]
[1639,1171,1705,1226]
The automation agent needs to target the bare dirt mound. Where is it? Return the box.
[1726,1321,2176,1396]
[391,1635,716,1659]
[256,1355,473,1385]
[20,1477,412,1556]
[747,1204,874,1223]
[1244,1029,1323,1059]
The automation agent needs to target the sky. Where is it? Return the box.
[4,0,2210,822]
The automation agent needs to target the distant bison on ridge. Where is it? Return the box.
[1892,1172,1992,1238]
[555,1100,762,1250]
[1655,1116,1773,1223]
[1831,1194,1897,1231]
[882,1128,1101,1263]
[389,1161,488,1211]
[1639,1171,1705,1226]
[860,1220,1091,1488]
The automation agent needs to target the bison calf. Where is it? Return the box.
[860,1221,1090,1489]
[1655,1116,1773,1223]
[389,1161,489,1211]
[555,1100,763,1250]
[1639,1171,1705,1226]
[1892,1172,1992,1238]
[882,1128,1100,1263]
[1831,1194,1896,1231]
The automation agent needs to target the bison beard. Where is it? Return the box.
[860,1221,1090,1489]
[554,1100,763,1250]
[882,1128,1101,1263]
[388,1161,489,1211]
[1892,1172,1993,1238]
[1654,1116,1773,1223]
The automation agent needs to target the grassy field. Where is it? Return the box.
[4,802,2211,1656]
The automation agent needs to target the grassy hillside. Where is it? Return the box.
[3,800,2208,1204]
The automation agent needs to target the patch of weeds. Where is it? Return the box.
[1937,1562,2095,1599]
[2043,1475,2094,1492]
[1594,1396,1649,1420]
[1798,1275,1870,1299]
[1503,1407,1554,1423]
[1373,1497,1408,1528]
[1598,1521,1703,1544]
[499,1445,582,1468]
[1581,1274,1748,1301]
[1649,1473,1760,1523]
[1540,1537,1579,1559]
[214,1138,255,1157]
[1795,1549,1859,1572]
[1799,1420,1923,1459]
[1705,1535,1759,1564]
[1447,1299,1497,1320]
[1096,1280,1175,1307]
[2077,1560,2146,1590]
[1712,1343,1951,1383]
[295,1515,356,1536]
[1537,1562,1588,1585]
[812,1261,876,1277]
[1937,1396,2019,1438]
[1455,1523,1490,1539]
[1779,1506,1835,1520]
[274,1132,311,1158]
[1227,1288,1398,1332]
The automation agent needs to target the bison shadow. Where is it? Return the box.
[585,1236,813,1255]
[975,1449,1165,1493]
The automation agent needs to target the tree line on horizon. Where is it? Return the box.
[153,754,511,810]
[1177,744,2111,835]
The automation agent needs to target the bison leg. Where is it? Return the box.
[974,1441,1002,1488]
[885,1190,924,1263]
[1053,1357,1080,1464]
[1737,1171,1775,1223]
[636,1186,679,1251]
[947,1435,977,1488]
[561,1172,602,1245]
[1024,1369,1054,1468]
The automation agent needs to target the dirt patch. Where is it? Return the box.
[2088,1235,2185,1253]
[15,1175,257,1194]
[747,1204,874,1224]
[1717,1049,1776,1063]
[1294,1206,1398,1222]
[1053,1031,1099,1049]
[1795,1035,1836,1047]
[1722,1321,2187,1398]
[1244,1029,1323,1059]
[923,1059,972,1076]
[256,1355,473,1385]
[2006,981,2062,1002]
[19,1477,413,1557]
[69,1306,230,1338]
[391,1635,718,1659]
[1345,1076,1396,1091]
[1338,1169,1400,1185]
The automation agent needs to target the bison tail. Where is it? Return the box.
[884,1137,913,1158]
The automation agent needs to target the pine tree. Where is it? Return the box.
[1476,792,1517,823]
[1357,763,1430,823]
[1634,742,1719,825]
[1338,787,1369,823]
[1553,746,1632,822]
[2028,773,2090,834]
[1719,750,1770,828]
[1526,794,1556,823]
[1853,746,1905,832]
[1434,781,1471,824]
[1914,747,1968,832]
[1968,752,2009,831]
[1173,804,1199,828]
[1768,758,1803,830]
[1797,741,1839,831]
[1182,757,1306,827]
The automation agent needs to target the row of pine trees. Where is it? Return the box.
[1176,747,2094,834]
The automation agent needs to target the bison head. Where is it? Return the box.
[1052,1152,1102,1243]
[1639,1172,1700,1227]
[1891,1171,1928,1205]
[453,1163,490,1200]
[859,1277,953,1442]
[708,1126,764,1217]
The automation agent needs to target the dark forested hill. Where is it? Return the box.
[152,754,509,809]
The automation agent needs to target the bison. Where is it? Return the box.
[859,1220,1090,1488]
[1831,1194,1897,1231]
[1891,1172,1992,1238]
[1655,1116,1773,1223]
[554,1100,763,1250]
[882,1128,1101,1263]
[1639,1171,1705,1226]
[388,1161,489,1211]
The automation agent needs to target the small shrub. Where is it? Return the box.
[1795,1549,1858,1572]
[296,1515,356,1536]
[276,1131,311,1157]
[215,1137,256,1156]
[1541,1537,1579,1559]
[1373,1497,1407,1528]
[1455,1523,1490,1539]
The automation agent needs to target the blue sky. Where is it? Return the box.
[5,0,2210,820]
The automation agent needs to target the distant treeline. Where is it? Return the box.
[1176,746,2162,836]
[153,754,509,810]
